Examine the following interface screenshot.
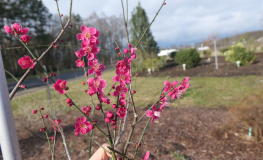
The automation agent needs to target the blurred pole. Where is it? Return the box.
[214,40,218,70]
[0,50,22,160]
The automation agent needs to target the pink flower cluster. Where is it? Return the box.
[163,77,190,99]
[146,77,190,123]
[4,23,34,69]
[75,26,110,104]
[75,26,100,68]
[110,43,137,119]
[4,23,31,44]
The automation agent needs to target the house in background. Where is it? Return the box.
[157,49,178,60]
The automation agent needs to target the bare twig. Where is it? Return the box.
[50,119,72,160]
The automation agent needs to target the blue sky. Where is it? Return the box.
[42,0,263,48]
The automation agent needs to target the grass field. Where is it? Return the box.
[11,69,263,115]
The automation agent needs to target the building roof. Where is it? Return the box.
[157,49,177,56]
[197,46,210,51]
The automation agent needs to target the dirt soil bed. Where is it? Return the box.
[139,53,263,77]
[5,107,263,160]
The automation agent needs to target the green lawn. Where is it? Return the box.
[11,69,263,115]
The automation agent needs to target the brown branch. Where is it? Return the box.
[9,20,71,100]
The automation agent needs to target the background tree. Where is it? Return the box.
[130,2,159,55]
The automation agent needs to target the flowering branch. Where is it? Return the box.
[9,0,73,100]
[39,110,54,157]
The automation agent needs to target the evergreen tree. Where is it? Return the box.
[130,2,159,55]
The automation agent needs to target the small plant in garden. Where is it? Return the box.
[3,0,191,159]
[225,42,256,66]
[203,50,211,57]
[174,48,201,69]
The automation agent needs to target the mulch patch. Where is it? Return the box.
[8,107,263,160]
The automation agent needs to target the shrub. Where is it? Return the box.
[220,48,229,53]
[174,48,201,69]
[144,57,165,71]
[170,51,176,60]
[229,87,263,140]
[203,50,211,57]
[225,42,256,66]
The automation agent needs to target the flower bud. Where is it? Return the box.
[118,52,122,56]
[106,111,114,119]
[66,98,72,104]
[42,77,48,82]
[105,117,111,123]
[64,86,69,90]
[111,84,115,89]
[50,72,56,77]
[50,136,55,140]
[112,104,117,109]
[111,120,116,125]
[95,106,100,110]
[132,90,136,94]
[113,125,117,130]
[43,114,48,118]
[124,48,129,54]
[82,81,86,85]
[19,85,26,88]
[32,110,37,114]
[93,119,97,124]
[68,102,73,107]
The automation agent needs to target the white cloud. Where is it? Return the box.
[42,0,263,47]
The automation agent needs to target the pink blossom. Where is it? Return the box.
[75,51,82,58]
[119,97,126,106]
[76,26,99,43]
[4,23,28,35]
[113,69,131,85]
[75,59,85,68]
[88,59,105,76]
[113,85,128,97]
[74,117,93,134]
[160,101,170,112]
[116,57,130,70]
[146,104,161,123]
[21,35,31,43]
[18,55,34,69]
[55,119,61,125]
[81,106,91,116]
[163,80,183,99]
[178,77,190,93]
[116,106,127,119]
[79,41,99,60]
[87,77,106,96]
[141,151,151,160]
[98,91,111,104]
[53,79,68,94]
